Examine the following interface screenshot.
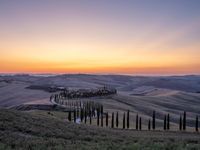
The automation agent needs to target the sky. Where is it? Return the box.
[0,0,200,75]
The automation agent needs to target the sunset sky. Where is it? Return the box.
[0,0,200,75]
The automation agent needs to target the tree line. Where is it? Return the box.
[51,94,199,132]
[67,106,199,132]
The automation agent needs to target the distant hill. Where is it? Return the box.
[1,74,200,108]
[1,74,200,93]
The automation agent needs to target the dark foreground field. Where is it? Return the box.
[1,109,200,150]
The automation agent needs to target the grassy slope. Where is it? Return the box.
[1,109,200,150]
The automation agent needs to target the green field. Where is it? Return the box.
[1,108,200,150]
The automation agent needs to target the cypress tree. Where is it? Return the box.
[136,114,138,130]
[94,107,97,117]
[92,107,95,117]
[77,109,79,119]
[111,112,114,128]
[196,115,198,132]
[89,109,92,125]
[74,109,76,123]
[101,105,103,116]
[164,115,166,130]
[152,111,155,130]
[167,114,170,130]
[127,110,130,129]
[123,112,125,129]
[179,115,182,131]
[101,113,103,127]
[80,108,83,122]
[106,112,109,127]
[84,109,87,124]
[97,109,100,126]
[184,111,186,130]
[68,111,71,121]
[139,117,142,130]
[148,119,151,130]
[86,101,89,112]
[116,112,119,128]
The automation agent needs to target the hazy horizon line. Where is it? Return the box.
[0,72,200,77]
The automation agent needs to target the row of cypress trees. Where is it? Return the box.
[68,109,199,132]
[56,94,199,132]
[53,93,199,132]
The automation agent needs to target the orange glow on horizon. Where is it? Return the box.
[1,41,200,75]
[1,57,199,75]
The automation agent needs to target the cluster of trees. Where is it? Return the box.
[67,100,104,124]
[52,86,117,100]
